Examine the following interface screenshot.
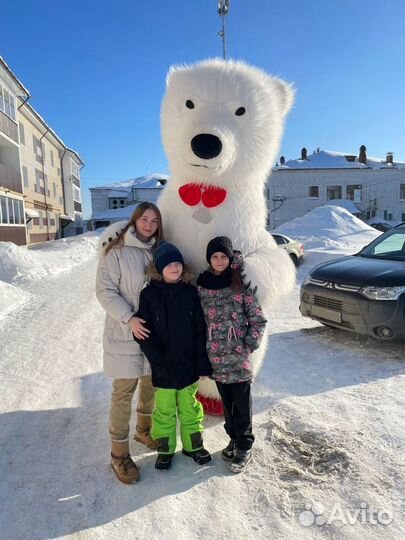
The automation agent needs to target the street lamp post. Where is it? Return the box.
[217,0,230,59]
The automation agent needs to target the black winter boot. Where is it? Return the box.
[221,439,236,461]
[229,448,252,473]
[155,454,174,470]
[182,447,212,465]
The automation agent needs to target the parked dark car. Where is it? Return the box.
[300,224,405,341]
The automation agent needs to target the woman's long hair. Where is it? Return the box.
[230,266,244,292]
[104,202,163,254]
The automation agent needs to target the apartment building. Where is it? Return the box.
[0,56,84,245]
[0,57,29,245]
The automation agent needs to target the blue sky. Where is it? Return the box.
[2,0,405,218]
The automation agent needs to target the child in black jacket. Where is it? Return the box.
[134,242,212,470]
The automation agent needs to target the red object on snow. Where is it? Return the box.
[197,392,224,416]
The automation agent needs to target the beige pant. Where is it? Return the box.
[109,375,155,442]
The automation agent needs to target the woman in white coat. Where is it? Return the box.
[96,202,163,484]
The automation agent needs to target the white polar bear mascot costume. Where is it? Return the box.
[158,58,295,414]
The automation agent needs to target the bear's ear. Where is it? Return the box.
[165,63,187,87]
[270,77,295,119]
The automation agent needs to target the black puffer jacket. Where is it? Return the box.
[134,268,212,390]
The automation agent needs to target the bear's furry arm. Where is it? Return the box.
[242,232,296,314]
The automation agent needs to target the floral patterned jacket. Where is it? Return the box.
[197,272,267,384]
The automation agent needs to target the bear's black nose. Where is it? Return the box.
[191,134,222,159]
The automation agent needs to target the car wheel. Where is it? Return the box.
[290,253,298,266]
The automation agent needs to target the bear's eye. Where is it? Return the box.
[186,100,195,109]
[235,107,246,116]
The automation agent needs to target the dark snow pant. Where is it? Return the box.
[216,381,254,451]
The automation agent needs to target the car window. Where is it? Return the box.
[272,235,286,245]
[359,229,405,261]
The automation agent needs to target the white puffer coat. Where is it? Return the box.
[96,222,154,378]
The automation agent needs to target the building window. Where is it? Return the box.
[50,150,54,167]
[19,122,25,145]
[346,185,362,202]
[33,135,43,163]
[71,159,80,179]
[0,86,16,121]
[59,196,63,205]
[109,198,127,209]
[22,166,29,187]
[308,186,319,199]
[383,210,393,221]
[53,182,56,198]
[0,195,24,225]
[402,213,405,222]
[0,196,7,223]
[327,186,342,200]
[57,167,61,176]
[73,186,81,202]
[35,169,45,195]
[400,184,405,201]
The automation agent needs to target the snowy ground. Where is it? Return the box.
[1,208,404,540]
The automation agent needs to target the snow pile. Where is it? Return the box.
[0,234,99,285]
[0,281,31,321]
[0,233,100,321]
[275,205,380,251]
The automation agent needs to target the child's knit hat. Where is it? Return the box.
[206,236,234,264]
[154,241,184,274]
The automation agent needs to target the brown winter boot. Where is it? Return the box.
[110,441,140,484]
[133,416,159,450]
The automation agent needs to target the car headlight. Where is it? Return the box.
[302,273,312,286]
[360,286,405,300]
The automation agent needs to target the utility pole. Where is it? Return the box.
[217,0,230,59]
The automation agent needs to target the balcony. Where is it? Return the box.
[0,162,22,193]
[74,201,82,212]
[0,110,18,143]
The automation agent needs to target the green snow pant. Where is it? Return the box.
[150,382,204,455]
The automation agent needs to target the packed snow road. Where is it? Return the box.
[0,226,404,540]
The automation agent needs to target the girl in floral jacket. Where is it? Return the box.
[197,236,267,473]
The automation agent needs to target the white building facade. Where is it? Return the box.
[89,174,167,228]
[268,147,405,230]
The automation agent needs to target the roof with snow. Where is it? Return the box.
[274,149,405,170]
[90,174,169,192]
